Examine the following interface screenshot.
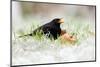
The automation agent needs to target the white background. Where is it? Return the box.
[0,0,99,67]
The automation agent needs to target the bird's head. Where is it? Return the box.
[52,18,64,24]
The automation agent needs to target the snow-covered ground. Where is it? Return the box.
[12,35,95,65]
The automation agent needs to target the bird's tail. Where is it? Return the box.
[19,33,33,38]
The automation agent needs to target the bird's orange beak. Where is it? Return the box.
[59,18,64,23]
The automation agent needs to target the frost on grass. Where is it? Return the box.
[12,19,95,65]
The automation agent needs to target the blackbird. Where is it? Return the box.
[20,18,64,40]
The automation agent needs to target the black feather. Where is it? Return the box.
[19,18,63,40]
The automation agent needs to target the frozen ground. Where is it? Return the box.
[12,36,95,65]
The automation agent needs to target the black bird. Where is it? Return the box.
[20,18,64,40]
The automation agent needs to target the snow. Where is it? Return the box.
[12,36,95,65]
